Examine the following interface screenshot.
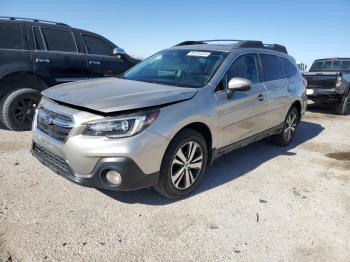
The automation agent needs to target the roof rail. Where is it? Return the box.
[0,16,70,27]
[263,44,288,54]
[175,39,288,54]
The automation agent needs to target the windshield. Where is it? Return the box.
[310,59,350,72]
[122,49,228,88]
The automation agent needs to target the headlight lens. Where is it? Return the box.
[83,110,159,138]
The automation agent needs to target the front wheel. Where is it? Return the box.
[154,129,208,199]
[271,106,300,147]
[335,93,349,115]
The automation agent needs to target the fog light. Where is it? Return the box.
[106,170,122,185]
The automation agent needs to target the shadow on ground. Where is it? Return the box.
[307,103,339,115]
[99,121,324,205]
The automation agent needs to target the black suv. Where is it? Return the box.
[0,16,139,130]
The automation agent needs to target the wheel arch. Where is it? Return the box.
[291,100,302,123]
[0,72,48,98]
[171,122,213,166]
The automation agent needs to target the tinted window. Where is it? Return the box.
[42,28,76,52]
[310,59,350,71]
[33,27,45,50]
[227,54,260,84]
[323,60,333,70]
[281,58,297,78]
[0,23,22,49]
[83,35,113,56]
[310,61,323,71]
[342,60,350,70]
[260,54,284,81]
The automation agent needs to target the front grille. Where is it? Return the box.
[32,143,70,175]
[37,108,73,142]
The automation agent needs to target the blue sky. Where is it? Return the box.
[1,0,349,68]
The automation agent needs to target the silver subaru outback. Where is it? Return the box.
[31,40,307,199]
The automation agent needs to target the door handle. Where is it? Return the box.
[89,60,101,65]
[257,93,265,101]
[35,58,50,63]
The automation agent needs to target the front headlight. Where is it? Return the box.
[83,110,159,138]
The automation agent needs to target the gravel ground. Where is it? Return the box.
[0,106,349,262]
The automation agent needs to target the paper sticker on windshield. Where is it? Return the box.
[187,51,211,57]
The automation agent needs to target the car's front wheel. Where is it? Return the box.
[272,106,300,146]
[335,92,350,115]
[154,129,208,199]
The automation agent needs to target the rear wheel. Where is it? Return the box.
[154,129,208,199]
[272,106,299,146]
[335,93,349,115]
[0,88,41,131]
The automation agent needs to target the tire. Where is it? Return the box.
[335,93,349,115]
[154,129,208,199]
[0,88,41,131]
[271,106,300,147]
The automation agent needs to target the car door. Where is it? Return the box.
[259,54,290,128]
[214,53,268,147]
[81,33,131,78]
[0,22,32,80]
[31,26,89,85]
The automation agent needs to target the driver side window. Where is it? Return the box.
[227,54,260,84]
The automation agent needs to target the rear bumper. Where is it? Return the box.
[306,88,341,96]
[31,143,159,191]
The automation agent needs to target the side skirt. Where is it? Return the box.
[209,123,284,165]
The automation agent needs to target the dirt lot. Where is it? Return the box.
[0,106,349,262]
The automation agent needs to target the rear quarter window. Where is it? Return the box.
[342,60,350,70]
[0,23,22,49]
[260,54,284,81]
[281,58,297,78]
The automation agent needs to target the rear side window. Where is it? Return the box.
[41,28,77,52]
[0,23,22,49]
[227,54,260,84]
[260,54,284,81]
[83,34,113,56]
[281,58,297,78]
[33,27,45,50]
[342,60,350,70]
[323,60,333,70]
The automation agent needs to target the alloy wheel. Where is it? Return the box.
[284,111,297,141]
[14,97,38,125]
[171,141,203,190]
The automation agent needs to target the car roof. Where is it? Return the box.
[170,44,234,52]
[169,43,294,62]
[169,40,290,57]
[314,58,350,62]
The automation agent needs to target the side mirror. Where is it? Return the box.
[228,77,252,93]
[113,47,126,58]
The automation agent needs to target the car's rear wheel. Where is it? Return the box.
[0,88,41,131]
[335,93,349,115]
[272,106,299,146]
[154,129,208,199]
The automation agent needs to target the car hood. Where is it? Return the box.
[42,78,197,113]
